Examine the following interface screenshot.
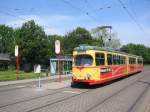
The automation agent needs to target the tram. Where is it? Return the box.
[72,45,143,85]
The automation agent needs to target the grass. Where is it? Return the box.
[0,70,45,81]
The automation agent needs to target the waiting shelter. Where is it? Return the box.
[50,56,72,75]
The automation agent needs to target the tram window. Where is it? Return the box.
[95,53,105,65]
[138,59,140,64]
[129,57,136,64]
[138,59,143,64]
[129,58,133,64]
[140,59,143,64]
[133,58,136,64]
[134,59,136,64]
[113,55,116,65]
[75,55,93,66]
[113,55,119,65]
[107,54,112,65]
[120,56,126,64]
[117,55,121,64]
[123,56,126,64]
[120,56,123,64]
[129,58,131,64]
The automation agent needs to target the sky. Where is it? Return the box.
[0,0,150,47]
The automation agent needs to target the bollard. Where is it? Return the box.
[38,76,41,88]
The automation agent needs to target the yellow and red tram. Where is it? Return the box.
[72,45,143,85]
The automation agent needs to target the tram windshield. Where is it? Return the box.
[74,55,93,66]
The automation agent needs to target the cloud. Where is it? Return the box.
[6,15,38,27]
[5,14,99,35]
[44,27,62,35]
[1,14,150,47]
[5,14,74,35]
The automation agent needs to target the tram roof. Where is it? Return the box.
[74,45,142,58]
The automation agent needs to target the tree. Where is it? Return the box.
[0,25,14,53]
[63,27,93,54]
[91,27,107,47]
[105,32,121,48]
[91,27,121,48]
[15,20,49,71]
[121,43,150,64]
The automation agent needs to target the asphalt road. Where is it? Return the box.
[0,66,150,112]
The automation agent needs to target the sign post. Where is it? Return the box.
[15,45,19,80]
[34,64,41,88]
[55,40,62,82]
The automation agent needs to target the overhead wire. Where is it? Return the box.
[0,9,57,33]
[0,6,35,13]
[0,6,36,25]
[82,0,112,23]
[117,0,149,37]
[62,0,100,24]
[0,10,26,21]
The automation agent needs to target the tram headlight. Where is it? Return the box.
[87,73,91,80]
[72,75,76,79]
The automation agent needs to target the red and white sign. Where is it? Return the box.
[15,45,18,56]
[55,40,60,54]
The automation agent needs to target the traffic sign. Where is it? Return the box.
[34,64,41,74]
[15,45,18,56]
[55,40,60,54]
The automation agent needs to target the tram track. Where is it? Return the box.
[0,85,71,108]
[25,71,150,112]
[86,71,150,112]
[127,85,150,112]
[0,68,149,112]
[0,85,92,112]
[86,81,149,112]
[26,89,92,112]
[0,85,28,93]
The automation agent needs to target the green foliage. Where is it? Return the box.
[0,25,14,53]
[4,20,150,71]
[46,27,104,56]
[15,20,49,65]
[121,43,150,64]
[63,27,94,54]
[0,70,45,81]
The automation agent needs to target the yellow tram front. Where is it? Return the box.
[72,45,101,85]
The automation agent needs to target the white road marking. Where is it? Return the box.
[63,90,80,94]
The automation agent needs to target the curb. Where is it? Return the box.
[0,75,72,87]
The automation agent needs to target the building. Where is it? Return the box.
[0,53,10,70]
